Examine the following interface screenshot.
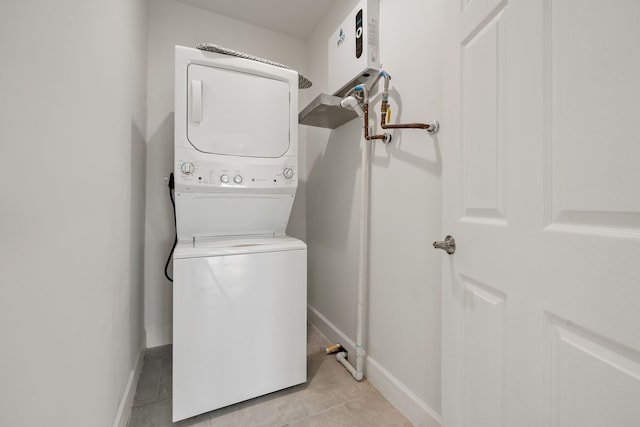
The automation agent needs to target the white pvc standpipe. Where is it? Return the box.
[336,135,371,382]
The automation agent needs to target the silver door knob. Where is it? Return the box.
[433,235,456,255]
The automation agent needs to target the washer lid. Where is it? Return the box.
[174,235,306,259]
[186,64,291,158]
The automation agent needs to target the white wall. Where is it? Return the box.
[305,0,444,425]
[0,0,148,426]
[144,0,309,346]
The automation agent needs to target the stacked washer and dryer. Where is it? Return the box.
[171,46,307,422]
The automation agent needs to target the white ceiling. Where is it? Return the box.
[174,0,337,39]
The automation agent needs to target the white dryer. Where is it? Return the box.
[172,46,306,422]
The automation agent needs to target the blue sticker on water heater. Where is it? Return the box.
[355,9,363,58]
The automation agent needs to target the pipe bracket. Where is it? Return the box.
[427,120,440,136]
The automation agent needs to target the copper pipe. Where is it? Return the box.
[363,103,387,141]
[378,73,435,132]
[380,101,433,130]
[383,123,433,129]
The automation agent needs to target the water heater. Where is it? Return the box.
[328,0,380,96]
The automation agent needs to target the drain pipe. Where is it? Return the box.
[335,133,371,382]
[332,71,440,382]
[332,83,384,382]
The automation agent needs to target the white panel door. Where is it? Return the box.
[441,1,640,426]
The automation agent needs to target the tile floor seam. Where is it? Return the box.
[131,395,171,410]
[298,396,316,417]
[154,376,161,402]
[340,401,364,425]
[299,388,349,417]
[294,397,311,421]
[306,404,345,420]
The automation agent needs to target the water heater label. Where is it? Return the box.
[355,9,363,58]
[368,16,379,63]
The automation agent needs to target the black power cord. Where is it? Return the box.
[164,173,177,282]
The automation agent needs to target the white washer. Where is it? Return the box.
[172,46,306,421]
[172,236,306,422]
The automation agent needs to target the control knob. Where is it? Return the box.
[233,175,243,184]
[220,175,229,184]
[180,162,195,175]
[283,168,294,179]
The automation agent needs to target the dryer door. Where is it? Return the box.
[186,64,291,158]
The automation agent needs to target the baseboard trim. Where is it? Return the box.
[307,304,442,427]
[366,356,442,427]
[112,342,146,427]
[307,304,357,355]
[146,325,172,347]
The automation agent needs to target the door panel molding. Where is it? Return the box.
[460,8,508,225]
[543,0,640,233]
[546,313,640,427]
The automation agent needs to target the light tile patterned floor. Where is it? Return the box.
[128,325,412,427]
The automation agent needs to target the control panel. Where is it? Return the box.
[175,159,296,192]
